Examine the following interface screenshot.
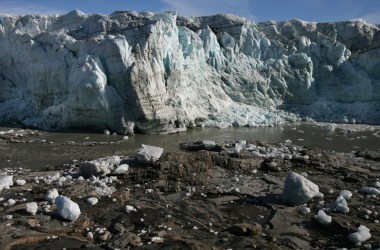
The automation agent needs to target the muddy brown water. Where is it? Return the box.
[1,123,379,170]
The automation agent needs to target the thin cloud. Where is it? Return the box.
[361,11,380,25]
[0,1,62,15]
[160,0,256,21]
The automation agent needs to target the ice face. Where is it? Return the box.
[0,12,379,134]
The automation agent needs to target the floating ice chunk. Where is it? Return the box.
[112,164,129,175]
[202,140,216,149]
[361,187,380,195]
[87,197,98,205]
[16,179,26,186]
[0,176,13,191]
[282,172,320,205]
[55,195,81,222]
[136,144,164,163]
[317,210,332,225]
[340,190,352,199]
[45,188,59,203]
[26,202,38,215]
[349,225,371,243]
[125,205,137,213]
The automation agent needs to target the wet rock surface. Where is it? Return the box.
[0,139,379,249]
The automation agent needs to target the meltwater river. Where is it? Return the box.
[1,123,379,170]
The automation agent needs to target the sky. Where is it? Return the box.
[0,0,379,24]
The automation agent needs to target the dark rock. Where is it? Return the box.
[108,234,130,248]
[111,222,126,235]
[226,223,262,236]
[356,150,380,161]
[129,234,142,247]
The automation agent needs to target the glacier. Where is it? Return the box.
[0,10,379,134]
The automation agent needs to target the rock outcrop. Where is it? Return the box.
[1,11,379,134]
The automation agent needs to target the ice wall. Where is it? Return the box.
[0,11,379,134]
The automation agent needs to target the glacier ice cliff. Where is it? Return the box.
[0,10,379,134]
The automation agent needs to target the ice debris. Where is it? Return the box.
[0,176,13,191]
[348,225,371,243]
[151,236,164,243]
[298,207,311,215]
[372,181,380,188]
[112,164,129,174]
[55,195,81,222]
[87,232,94,239]
[26,202,38,215]
[45,188,59,203]
[125,205,137,213]
[202,140,216,149]
[136,145,164,163]
[79,156,121,177]
[317,210,332,225]
[282,172,320,205]
[335,196,349,213]
[340,190,352,199]
[15,179,26,186]
[361,187,380,195]
[87,197,99,205]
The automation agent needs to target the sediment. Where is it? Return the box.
[0,135,379,249]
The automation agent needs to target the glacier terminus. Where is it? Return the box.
[0,10,379,134]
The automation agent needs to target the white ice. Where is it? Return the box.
[55,195,81,222]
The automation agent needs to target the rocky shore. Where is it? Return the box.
[0,133,380,249]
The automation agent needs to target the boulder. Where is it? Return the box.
[281,172,320,205]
